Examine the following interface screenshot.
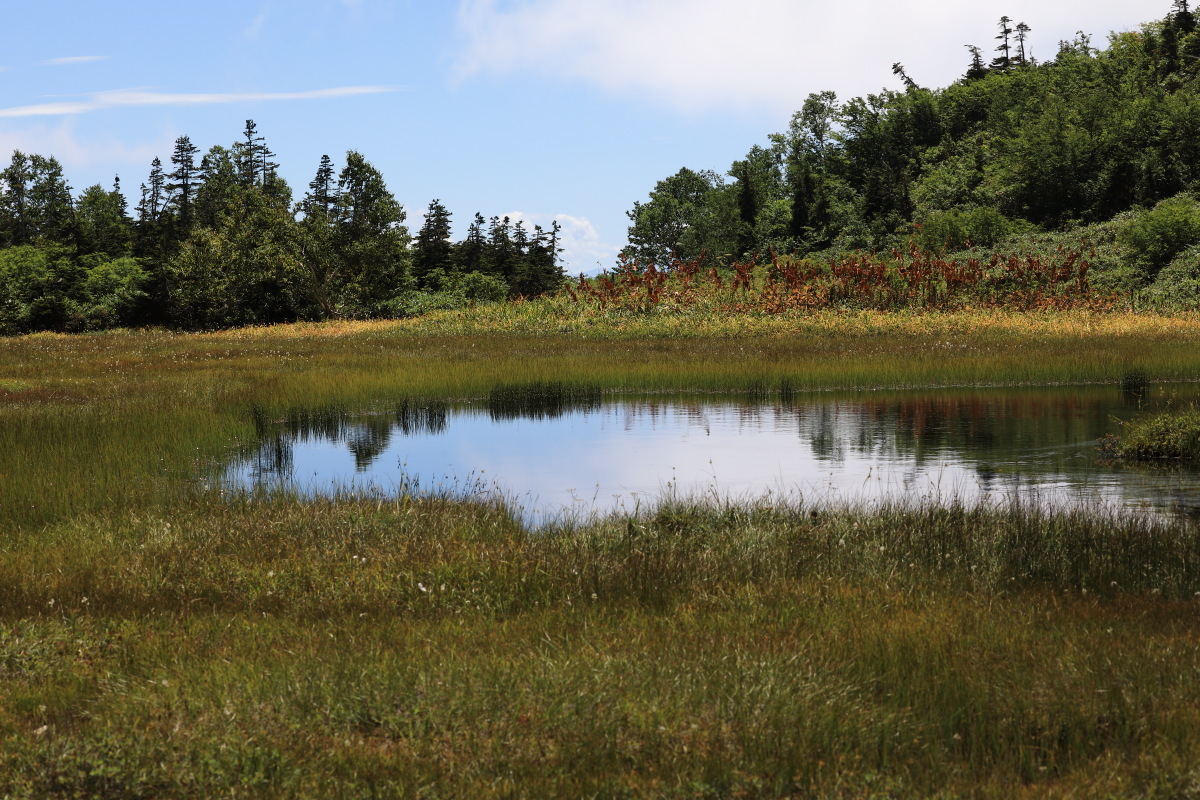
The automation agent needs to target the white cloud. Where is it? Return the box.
[503,210,620,273]
[0,120,170,176]
[0,86,398,118]
[453,0,1151,114]
[43,56,109,66]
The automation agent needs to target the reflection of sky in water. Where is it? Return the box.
[226,387,1200,525]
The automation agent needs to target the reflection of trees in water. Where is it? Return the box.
[235,386,1185,485]
[238,400,450,478]
[247,434,294,481]
[795,392,1109,470]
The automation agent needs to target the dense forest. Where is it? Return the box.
[0,121,565,333]
[623,3,1200,305]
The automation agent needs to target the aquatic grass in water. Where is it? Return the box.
[5,311,1200,528]
[1103,404,1200,462]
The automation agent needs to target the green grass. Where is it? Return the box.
[3,496,1200,798]
[1103,404,1200,462]
[5,310,1200,796]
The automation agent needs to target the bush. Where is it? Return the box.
[1118,194,1200,280]
[446,271,508,303]
[913,207,1027,254]
[1143,244,1200,309]
[79,257,150,329]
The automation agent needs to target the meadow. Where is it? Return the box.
[5,297,1200,797]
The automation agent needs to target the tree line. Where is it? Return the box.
[624,3,1200,275]
[0,121,565,333]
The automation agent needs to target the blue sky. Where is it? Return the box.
[0,0,1157,273]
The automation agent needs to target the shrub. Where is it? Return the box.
[446,270,508,303]
[914,207,1027,254]
[1118,194,1200,280]
[1143,244,1200,309]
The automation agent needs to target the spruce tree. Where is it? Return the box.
[992,16,1014,71]
[0,151,33,246]
[457,212,487,274]
[412,199,455,290]
[964,45,988,80]
[167,135,200,229]
[334,150,410,315]
[302,154,338,218]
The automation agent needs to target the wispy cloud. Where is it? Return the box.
[244,10,270,39]
[453,0,1148,114]
[44,56,109,66]
[502,210,619,273]
[0,86,399,118]
[0,119,171,172]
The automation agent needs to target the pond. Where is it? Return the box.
[224,383,1200,524]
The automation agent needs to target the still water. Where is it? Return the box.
[225,384,1200,524]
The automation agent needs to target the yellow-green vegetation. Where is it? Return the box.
[5,308,1200,797]
[1102,404,1200,462]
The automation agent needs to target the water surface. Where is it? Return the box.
[225,384,1200,523]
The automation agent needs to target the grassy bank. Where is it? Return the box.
[3,496,1200,798]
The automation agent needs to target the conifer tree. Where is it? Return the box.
[964,45,989,80]
[892,62,919,90]
[412,199,455,289]
[236,120,277,187]
[167,135,200,229]
[993,16,1014,71]
[457,212,487,273]
[301,154,338,218]
[334,150,410,315]
[0,151,34,246]
[1015,22,1032,66]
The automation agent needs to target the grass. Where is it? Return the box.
[1102,404,1200,462]
[3,496,1200,798]
[5,306,1200,795]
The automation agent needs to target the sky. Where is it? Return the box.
[0,0,1159,273]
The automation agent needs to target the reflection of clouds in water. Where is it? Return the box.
[225,387,1200,525]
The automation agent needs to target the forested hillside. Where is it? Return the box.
[0,121,565,333]
[624,3,1200,303]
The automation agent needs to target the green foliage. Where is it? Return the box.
[166,184,306,330]
[627,7,1200,269]
[1144,243,1200,309]
[78,256,150,329]
[913,207,1026,253]
[447,270,508,302]
[1102,404,1200,460]
[1119,194,1200,279]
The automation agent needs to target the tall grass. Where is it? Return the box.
[3,496,1200,797]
